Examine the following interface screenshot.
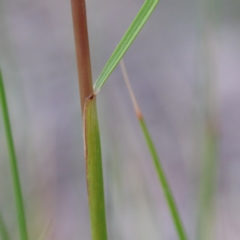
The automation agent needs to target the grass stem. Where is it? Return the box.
[0,70,28,240]
[120,60,188,240]
[83,95,108,240]
[0,211,11,240]
[70,1,108,239]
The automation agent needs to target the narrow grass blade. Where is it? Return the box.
[120,60,188,240]
[83,95,108,240]
[93,0,159,94]
[196,123,218,240]
[195,0,220,237]
[0,212,11,240]
[0,70,28,240]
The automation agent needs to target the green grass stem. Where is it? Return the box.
[70,0,108,239]
[195,0,220,237]
[196,125,218,240]
[0,211,11,240]
[120,60,188,240]
[83,95,108,240]
[139,118,188,240]
[0,70,28,240]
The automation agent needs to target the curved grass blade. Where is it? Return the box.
[83,95,108,240]
[93,0,160,94]
[0,211,11,240]
[120,60,188,240]
[0,70,28,240]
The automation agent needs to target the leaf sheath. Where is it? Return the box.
[83,95,108,240]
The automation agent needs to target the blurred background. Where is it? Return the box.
[0,0,240,239]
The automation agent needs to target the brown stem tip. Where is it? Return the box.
[71,0,93,113]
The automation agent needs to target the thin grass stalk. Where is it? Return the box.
[0,211,11,240]
[120,60,188,240]
[197,124,218,240]
[0,70,28,240]
[196,37,219,240]
[196,0,220,238]
[70,1,108,239]
[83,95,108,240]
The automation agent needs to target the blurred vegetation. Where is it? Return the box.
[0,0,240,239]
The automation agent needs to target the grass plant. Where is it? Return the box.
[120,60,188,240]
[83,96,108,240]
[70,1,107,239]
[70,0,189,235]
[0,0,222,239]
[70,0,161,239]
[0,70,28,240]
[0,211,11,240]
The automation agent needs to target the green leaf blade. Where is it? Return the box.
[93,0,159,94]
[83,95,108,240]
[0,212,11,240]
[0,70,28,240]
[196,125,218,240]
[139,118,188,240]
[120,60,188,240]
